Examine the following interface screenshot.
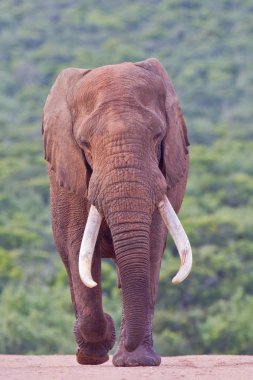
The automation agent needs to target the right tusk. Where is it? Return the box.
[79,205,102,288]
[158,196,192,284]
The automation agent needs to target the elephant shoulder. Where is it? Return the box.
[44,68,91,110]
[134,58,165,77]
[55,67,91,88]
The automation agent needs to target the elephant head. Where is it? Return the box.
[42,58,192,353]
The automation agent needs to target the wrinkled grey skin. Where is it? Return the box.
[42,58,189,366]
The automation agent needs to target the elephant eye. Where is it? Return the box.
[153,132,162,143]
[153,132,162,163]
[83,141,91,149]
[79,137,90,150]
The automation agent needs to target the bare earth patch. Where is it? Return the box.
[1,355,253,380]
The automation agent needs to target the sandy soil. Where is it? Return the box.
[1,355,253,380]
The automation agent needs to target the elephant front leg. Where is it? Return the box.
[70,249,116,365]
[49,176,115,364]
[113,211,166,367]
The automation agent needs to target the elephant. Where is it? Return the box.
[42,58,192,367]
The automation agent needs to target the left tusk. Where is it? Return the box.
[79,205,102,288]
[158,196,192,284]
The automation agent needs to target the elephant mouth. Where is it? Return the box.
[78,195,192,288]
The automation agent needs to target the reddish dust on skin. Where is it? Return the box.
[1,355,253,380]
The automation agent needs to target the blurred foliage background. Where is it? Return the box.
[0,0,253,355]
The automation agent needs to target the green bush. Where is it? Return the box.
[1,0,253,355]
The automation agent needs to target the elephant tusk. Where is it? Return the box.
[157,196,192,284]
[79,205,102,288]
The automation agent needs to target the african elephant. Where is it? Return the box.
[42,58,192,367]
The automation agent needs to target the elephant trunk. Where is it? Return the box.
[103,181,153,352]
[110,218,150,352]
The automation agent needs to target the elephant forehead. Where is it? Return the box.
[74,99,166,143]
[73,64,166,115]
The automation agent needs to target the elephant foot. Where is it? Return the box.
[76,348,109,365]
[75,313,116,365]
[112,344,161,367]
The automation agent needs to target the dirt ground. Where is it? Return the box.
[1,355,253,380]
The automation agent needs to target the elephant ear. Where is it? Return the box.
[136,58,190,190]
[42,67,91,195]
[160,77,189,190]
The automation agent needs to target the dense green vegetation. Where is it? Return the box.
[0,0,253,355]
